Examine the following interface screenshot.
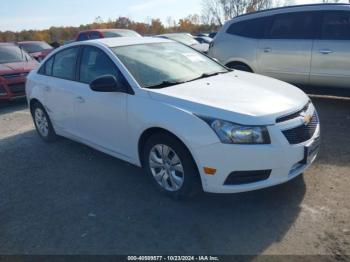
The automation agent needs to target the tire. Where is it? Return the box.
[227,63,253,73]
[142,133,202,199]
[31,102,58,142]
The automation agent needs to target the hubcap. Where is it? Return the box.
[34,108,49,137]
[149,144,184,191]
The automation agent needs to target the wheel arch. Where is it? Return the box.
[225,59,255,72]
[29,98,42,113]
[138,127,198,170]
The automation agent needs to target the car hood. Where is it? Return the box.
[147,71,309,126]
[0,61,38,75]
[191,43,209,53]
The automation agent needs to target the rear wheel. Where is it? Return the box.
[142,133,202,199]
[31,102,57,142]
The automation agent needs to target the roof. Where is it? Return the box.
[235,3,350,19]
[18,41,46,44]
[78,28,137,33]
[0,42,16,46]
[69,36,172,48]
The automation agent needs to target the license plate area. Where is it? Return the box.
[302,137,321,164]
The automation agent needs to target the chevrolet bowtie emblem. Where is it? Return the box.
[301,112,312,125]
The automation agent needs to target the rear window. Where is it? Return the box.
[52,47,79,80]
[39,56,54,76]
[321,11,350,40]
[269,12,316,39]
[227,17,271,39]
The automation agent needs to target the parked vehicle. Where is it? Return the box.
[0,43,38,101]
[208,32,217,38]
[18,41,53,62]
[194,36,213,44]
[157,33,209,53]
[75,29,142,41]
[196,33,209,37]
[209,3,350,88]
[26,37,320,198]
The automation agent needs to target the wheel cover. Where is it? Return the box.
[34,108,49,137]
[149,144,184,192]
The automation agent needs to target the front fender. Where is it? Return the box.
[127,95,219,166]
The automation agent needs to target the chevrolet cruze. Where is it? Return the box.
[26,37,320,198]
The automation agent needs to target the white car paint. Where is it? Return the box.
[26,37,320,194]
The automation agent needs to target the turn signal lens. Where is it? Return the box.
[204,167,217,175]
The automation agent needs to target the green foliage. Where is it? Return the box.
[0,16,219,44]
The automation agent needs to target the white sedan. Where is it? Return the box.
[26,37,320,198]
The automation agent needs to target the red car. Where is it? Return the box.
[75,29,141,41]
[0,43,38,101]
[18,41,53,62]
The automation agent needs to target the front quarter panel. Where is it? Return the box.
[127,93,220,167]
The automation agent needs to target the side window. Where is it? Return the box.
[79,46,118,83]
[38,56,54,76]
[227,17,270,39]
[322,11,350,40]
[89,32,101,40]
[269,12,316,39]
[77,33,89,41]
[52,47,80,80]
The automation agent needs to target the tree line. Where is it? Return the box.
[0,0,345,43]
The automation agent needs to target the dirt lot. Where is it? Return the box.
[0,95,349,256]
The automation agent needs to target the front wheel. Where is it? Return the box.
[142,133,202,199]
[31,102,58,142]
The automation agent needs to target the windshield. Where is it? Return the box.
[0,45,29,64]
[104,30,141,38]
[162,34,199,46]
[19,42,52,53]
[112,42,227,89]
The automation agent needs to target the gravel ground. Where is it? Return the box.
[0,95,349,256]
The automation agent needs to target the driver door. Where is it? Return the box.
[72,46,130,157]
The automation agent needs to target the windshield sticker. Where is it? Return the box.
[182,53,205,62]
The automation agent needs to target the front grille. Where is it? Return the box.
[1,72,28,79]
[8,83,25,94]
[276,101,311,123]
[282,113,319,144]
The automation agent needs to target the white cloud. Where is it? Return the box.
[129,0,176,12]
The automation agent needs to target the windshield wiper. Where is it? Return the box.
[145,80,185,89]
[185,71,227,83]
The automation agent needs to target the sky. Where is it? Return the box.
[0,0,348,32]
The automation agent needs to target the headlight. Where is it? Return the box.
[199,117,270,144]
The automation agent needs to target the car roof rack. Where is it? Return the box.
[235,3,350,19]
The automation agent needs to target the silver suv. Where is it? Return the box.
[209,4,350,88]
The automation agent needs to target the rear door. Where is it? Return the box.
[310,11,350,88]
[257,12,318,85]
[43,47,81,132]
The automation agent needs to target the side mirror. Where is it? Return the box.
[90,75,121,92]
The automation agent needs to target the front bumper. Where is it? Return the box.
[0,78,26,101]
[192,113,320,194]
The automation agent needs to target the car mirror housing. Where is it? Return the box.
[90,75,122,92]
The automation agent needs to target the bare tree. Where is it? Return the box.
[202,0,278,25]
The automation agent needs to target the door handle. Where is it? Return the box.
[44,86,51,92]
[75,96,85,103]
[263,48,272,53]
[319,49,333,55]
